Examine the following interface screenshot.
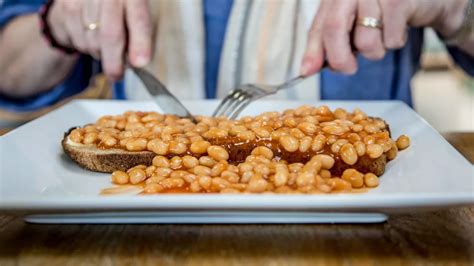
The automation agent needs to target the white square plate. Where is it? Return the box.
[0,100,472,224]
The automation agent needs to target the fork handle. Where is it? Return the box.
[277,60,329,91]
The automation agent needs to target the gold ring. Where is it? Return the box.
[356,17,383,29]
[84,22,100,31]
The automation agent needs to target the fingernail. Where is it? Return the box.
[134,54,149,67]
[300,60,312,76]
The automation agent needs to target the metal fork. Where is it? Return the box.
[212,75,308,119]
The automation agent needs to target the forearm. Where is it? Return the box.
[0,14,77,98]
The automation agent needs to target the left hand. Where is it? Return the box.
[300,0,468,76]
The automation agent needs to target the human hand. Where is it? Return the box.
[48,0,153,80]
[300,0,468,76]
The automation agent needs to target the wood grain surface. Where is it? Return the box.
[0,133,473,265]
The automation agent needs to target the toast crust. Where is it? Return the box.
[62,132,154,173]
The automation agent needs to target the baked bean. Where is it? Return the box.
[288,163,304,173]
[211,177,231,191]
[320,169,331,179]
[240,171,254,183]
[238,162,253,173]
[396,135,410,150]
[326,135,338,145]
[126,138,148,151]
[221,170,240,183]
[204,127,228,138]
[367,144,384,159]
[190,140,211,154]
[302,159,322,174]
[296,171,315,187]
[229,125,247,135]
[247,175,268,193]
[112,171,129,184]
[152,156,170,168]
[147,139,169,155]
[182,173,197,183]
[333,108,347,119]
[387,144,398,160]
[253,127,271,138]
[313,154,335,169]
[144,183,164,194]
[145,175,166,185]
[145,165,157,177]
[237,130,256,141]
[169,141,187,155]
[299,136,312,152]
[254,164,271,176]
[170,170,189,179]
[69,129,83,143]
[290,128,305,139]
[363,135,376,145]
[331,139,348,153]
[129,168,147,184]
[284,117,298,127]
[354,141,366,156]
[83,132,98,144]
[127,165,147,173]
[364,173,379,187]
[199,156,217,167]
[207,145,229,161]
[102,137,118,147]
[364,124,379,134]
[340,143,358,165]
[211,161,227,176]
[155,167,172,178]
[182,155,199,169]
[198,175,212,190]
[311,135,326,152]
[273,164,289,187]
[347,133,361,143]
[160,177,185,189]
[170,156,183,170]
[327,178,352,192]
[251,146,274,160]
[193,165,212,176]
[280,135,299,152]
[341,169,364,188]
[190,181,202,192]
[322,125,349,135]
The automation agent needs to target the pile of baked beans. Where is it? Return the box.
[68,105,410,194]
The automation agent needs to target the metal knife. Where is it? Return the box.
[131,67,197,122]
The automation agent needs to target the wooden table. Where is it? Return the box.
[0,133,473,265]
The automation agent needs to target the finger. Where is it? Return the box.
[354,0,385,60]
[378,0,409,49]
[125,0,152,67]
[100,0,126,80]
[82,0,101,58]
[300,1,329,76]
[322,0,358,74]
[63,0,88,52]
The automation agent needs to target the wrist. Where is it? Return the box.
[39,0,77,55]
[434,0,469,38]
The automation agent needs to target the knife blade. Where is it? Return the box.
[131,67,197,122]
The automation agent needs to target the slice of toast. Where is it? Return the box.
[62,129,387,176]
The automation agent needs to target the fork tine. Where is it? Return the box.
[221,91,249,118]
[229,97,253,120]
[212,90,244,117]
[213,90,247,117]
[212,92,234,117]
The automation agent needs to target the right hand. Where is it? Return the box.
[48,0,153,80]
